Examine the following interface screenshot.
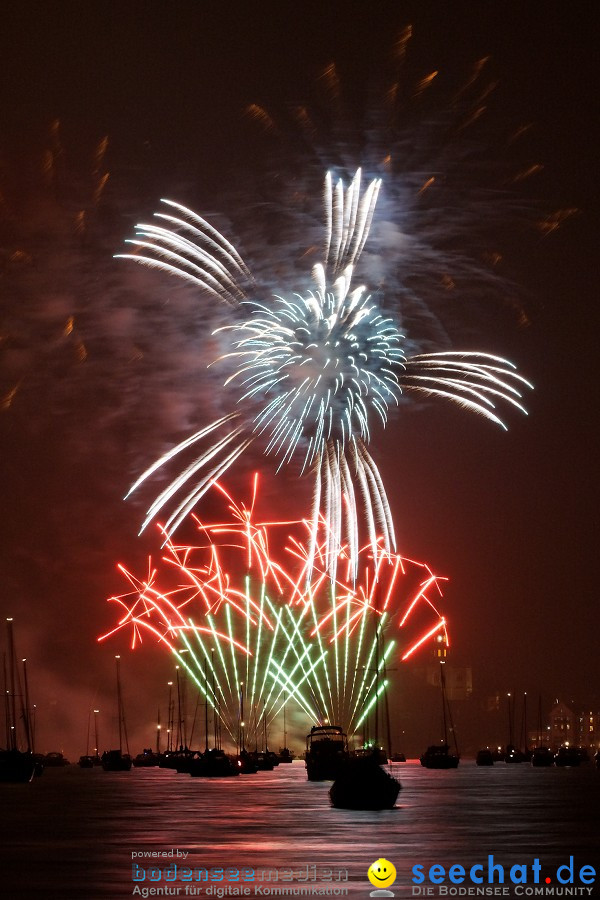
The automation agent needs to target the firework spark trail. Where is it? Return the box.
[100,478,449,741]
[119,170,531,581]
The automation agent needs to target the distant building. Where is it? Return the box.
[576,709,600,750]
[548,702,575,749]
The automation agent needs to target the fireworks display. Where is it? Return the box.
[118,169,532,580]
[101,477,448,744]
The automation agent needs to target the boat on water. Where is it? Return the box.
[102,656,132,771]
[237,749,258,773]
[277,694,294,763]
[476,749,494,766]
[531,746,554,767]
[420,743,460,769]
[132,748,161,767]
[554,746,584,767]
[420,663,460,769]
[1,619,38,783]
[305,725,349,781]
[101,749,132,771]
[44,751,69,767]
[329,750,401,810]
[189,748,239,778]
[249,750,274,771]
[0,748,37,783]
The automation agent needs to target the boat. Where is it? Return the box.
[554,746,582,767]
[420,663,460,769]
[530,695,553,766]
[277,693,294,762]
[278,747,295,763]
[420,743,460,769]
[102,656,132,771]
[44,751,69,767]
[132,748,161,767]
[80,708,102,768]
[266,749,279,768]
[476,749,494,766]
[0,749,37,783]
[0,619,38,783]
[531,747,554,767]
[505,745,526,763]
[101,748,132,771]
[237,749,258,773]
[250,750,274,771]
[329,751,400,810]
[189,748,239,777]
[305,724,349,781]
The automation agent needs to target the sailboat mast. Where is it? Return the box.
[22,658,32,752]
[440,662,448,744]
[116,656,123,751]
[204,658,209,753]
[93,709,100,757]
[3,651,10,748]
[7,619,18,750]
[374,621,379,750]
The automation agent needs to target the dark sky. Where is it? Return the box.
[0,1,597,757]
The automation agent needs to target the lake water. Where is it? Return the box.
[1,760,598,899]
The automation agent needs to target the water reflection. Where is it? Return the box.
[1,760,598,899]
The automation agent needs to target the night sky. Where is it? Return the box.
[0,1,597,758]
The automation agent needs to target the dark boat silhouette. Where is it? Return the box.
[0,619,37,783]
[390,752,406,763]
[249,750,274,771]
[102,656,132,771]
[0,748,37,783]
[278,747,295,763]
[329,751,400,809]
[101,749,132,771]
[305,725,349,781]
[531,746,554,767]
[420,743,460,769]
[554,746,583,767]
[476,749,494,766]
[237,749,258,773]
[189,748,239,777]
[277,694,294,763]
[133,748,161,767]
[44,751,69,767]
[420,664,460,769]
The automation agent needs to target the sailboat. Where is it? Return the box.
[278,694,294,762]
[329,622,401,809]
[531,694,553,767]
[420,662,460,769]
[101,656,132,771]
[0,618,37,783]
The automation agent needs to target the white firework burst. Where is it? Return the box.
[117,169,532,580]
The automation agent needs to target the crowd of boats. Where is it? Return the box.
[2,623,598,806]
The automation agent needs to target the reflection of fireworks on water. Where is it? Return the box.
[100,477,448,743]
[118,170,531,580]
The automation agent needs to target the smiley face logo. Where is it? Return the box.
[367,858,397,889]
